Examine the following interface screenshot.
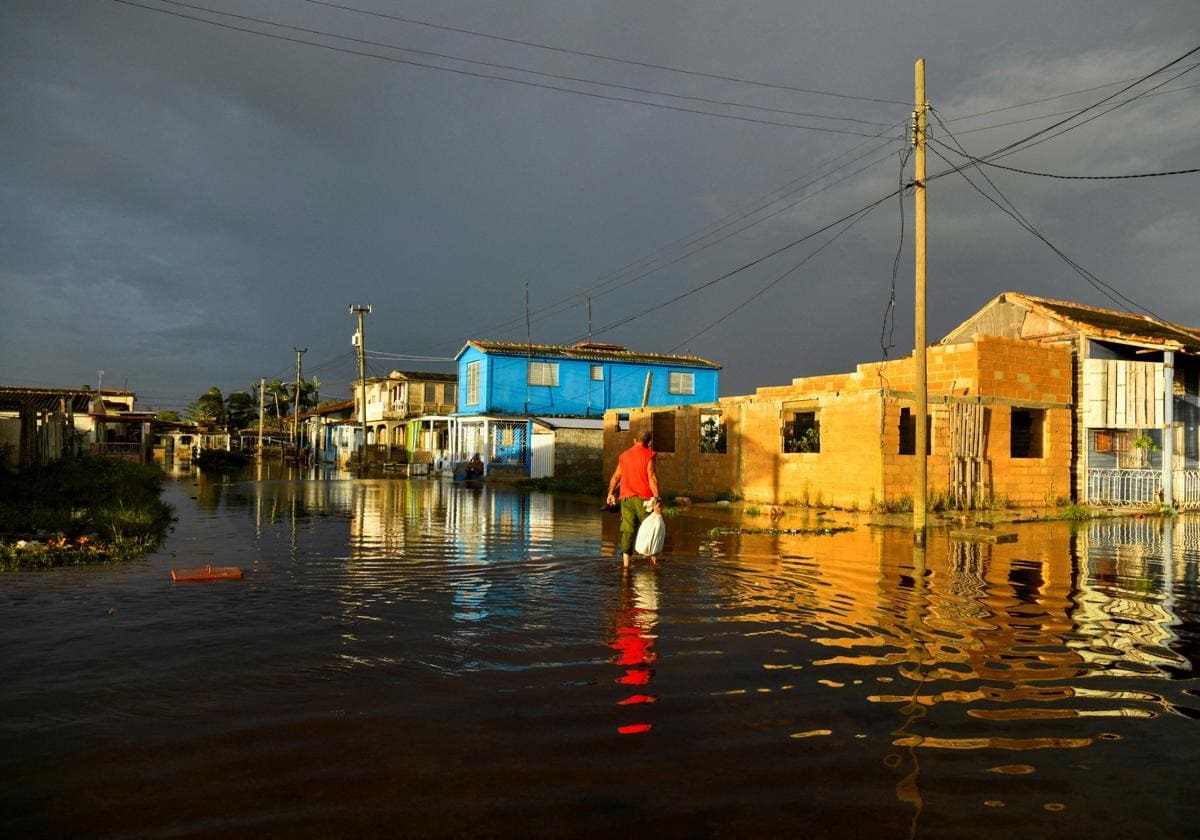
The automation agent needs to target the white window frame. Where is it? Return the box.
[528,361,560,387]
[466,361,480,405]
[668,371,695,395]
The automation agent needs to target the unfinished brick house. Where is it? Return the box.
[606,292,1200,510]
[606,330,1072,509]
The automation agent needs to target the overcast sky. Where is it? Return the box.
[2,0,1198,411]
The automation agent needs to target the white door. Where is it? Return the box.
[531,434,554,478]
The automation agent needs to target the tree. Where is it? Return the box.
[187,387,227,429]
[266,378,290,423]
[156,409,182,423]
[224,391,257,431]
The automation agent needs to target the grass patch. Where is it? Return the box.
[0,456,174,570]
[708,525,854,537]
[1055,503,1092,521]
[514,474,607,497]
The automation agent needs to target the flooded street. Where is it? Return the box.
[3,471,1200,838]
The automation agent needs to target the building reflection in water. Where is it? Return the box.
[792,516,1198,822]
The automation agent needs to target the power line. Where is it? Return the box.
[301,0,910,106]
[110,0,895,138]
[971,43,1200,164]
[669,196,884,351]
[927,112,1163,320]
[943,80,1200,139]
[148,0,895,128]
[578,190,900,341]
[472,133,904,344]
[944,62,1200,122]
[930,143,1200,180]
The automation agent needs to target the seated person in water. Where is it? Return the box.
[464,453,484,479]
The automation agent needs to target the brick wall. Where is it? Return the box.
[604,335,1074,509]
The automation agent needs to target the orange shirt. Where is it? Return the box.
[618,444,656,500]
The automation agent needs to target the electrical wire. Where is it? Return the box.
[881,147,913,362]
[149,0,895,129]
[669,197,882,351]
[942,80,1200,139]
[944,62,1200,122]
[931,146,1200,180]
[577,190,900,341]
[966,43,1200,164]
[110,0,895,138]
[470,132,905,345]
[926,114,1164,320]
[300,0,910,105]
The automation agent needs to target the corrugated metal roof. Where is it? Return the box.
[1011,292,1200,350]
[0,387,93,413]
[533,416,605,430]
[461,339,720,368]
[383,370,458,382]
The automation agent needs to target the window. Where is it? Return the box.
[591,364,603,381]
[668,371,695,395]
[1010,408,1044,458]
[466,361,480,406]
[898,407,931,455]
[528,361,559,387]
[783,407,820,453]
[699,411,726,454]
[652,411,676,454]
[445,384,456,405]
[424,383,437,403]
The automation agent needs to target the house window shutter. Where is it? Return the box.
[668,371,695,395]
[528,361,559,387]
[466,362,480,406]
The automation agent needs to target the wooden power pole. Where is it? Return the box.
[913,58,929,544]
[292,346,307,454]
[349,304,371,470]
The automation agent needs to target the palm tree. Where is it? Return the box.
[224,390,257,431]
[266,379,290,425]
[188,387,227,430]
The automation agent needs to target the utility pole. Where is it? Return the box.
[349,304,371,470]
[913,58,929,544]
[292,346,307,455]
[257,376,265,459]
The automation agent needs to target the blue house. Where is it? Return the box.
[451,340,721,477]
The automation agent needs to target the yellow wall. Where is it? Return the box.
[605,335,1074,509]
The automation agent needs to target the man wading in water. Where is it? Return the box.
[606,431,662,568]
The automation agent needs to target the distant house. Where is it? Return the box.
[354,370,458,467]
[609,291,1200,511]
[943,292,1200,507]
[0,387,92,469]
[298,399,356,466]
[452,340,720,478]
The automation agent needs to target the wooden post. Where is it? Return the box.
[913,58,929,543]
[350,304,372,472]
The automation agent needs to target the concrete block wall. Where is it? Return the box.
[603,405,738,500]
[603,334,1076,510]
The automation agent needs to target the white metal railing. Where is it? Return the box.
[1086,468,1161,506]
[1173,470,1200,510]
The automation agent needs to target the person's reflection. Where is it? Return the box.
[610,565,660,734]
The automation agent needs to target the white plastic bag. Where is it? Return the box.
[634,511,666,556]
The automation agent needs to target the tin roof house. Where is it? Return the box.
[453,340,720,479]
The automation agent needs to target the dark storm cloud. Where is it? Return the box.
[1,0,1198,408]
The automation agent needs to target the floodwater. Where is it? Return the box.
[3,470,1200,839]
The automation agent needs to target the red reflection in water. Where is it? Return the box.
[609,567,660,734]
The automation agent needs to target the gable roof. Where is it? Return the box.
[458,339,720,369]
[945,292,1200,352]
